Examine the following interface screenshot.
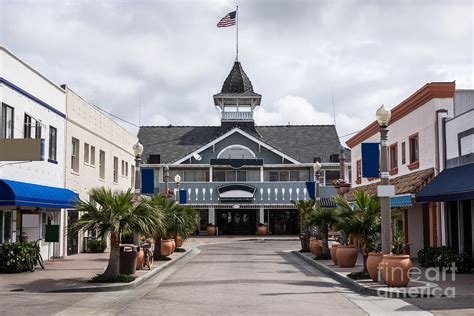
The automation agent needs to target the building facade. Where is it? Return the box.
[346,82,456,258]
[139,61,349,235]
[63,86,138,255]
[0,46,74,259]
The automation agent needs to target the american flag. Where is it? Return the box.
[217,11,236,27]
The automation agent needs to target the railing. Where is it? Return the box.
[221,111,253,121]
[156,181,336,205]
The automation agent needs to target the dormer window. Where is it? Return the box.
[217,145,256,159]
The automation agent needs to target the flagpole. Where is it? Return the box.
[236,5,239,61]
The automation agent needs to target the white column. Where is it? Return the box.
[11,209,17,242]
[260,166,264,182]
[209,166,213,182]
[60,209,66,258]
[209,207,215,225]
[259,208,264,224]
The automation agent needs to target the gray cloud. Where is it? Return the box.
[1,0,472,144]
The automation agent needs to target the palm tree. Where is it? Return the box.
[335,191,380,272]
[69,188,165,276]
[291,199,315,252]
[165,205,198,242]
[305,208,338,256]
[149,196,176,259]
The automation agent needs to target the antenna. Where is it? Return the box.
[331,86,337,127]
[138,88,141,127]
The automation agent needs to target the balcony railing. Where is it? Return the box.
[221,111,253,121]
[156,181,336,205]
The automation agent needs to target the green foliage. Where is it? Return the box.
[151,196,198,240]
[391,229,409,255]
[0,242,33,273]
[89,274,135,283]
[417,246,472,273]
[87,239,107,253]
[291,199,315,231]
[347,271,371,280]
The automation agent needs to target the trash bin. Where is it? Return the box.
[119,244,138,275]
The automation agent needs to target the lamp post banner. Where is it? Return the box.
[361,143,380,178]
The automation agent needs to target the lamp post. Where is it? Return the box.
[313,161,322,208]
[132,141,144,246]
[339,145,346,181]
[376,105,392,254]
[174,174,181,202]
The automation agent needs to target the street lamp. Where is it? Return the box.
[174,174,181,202]
[375,105,392,254]
[313,161,322,208]
[132,141,144,246]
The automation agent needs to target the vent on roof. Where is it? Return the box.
[148,154,161,164]
[313,157,321,163]
[330,154,340,163]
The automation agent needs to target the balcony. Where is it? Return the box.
[156,181,336,206]
[221,111,253,121]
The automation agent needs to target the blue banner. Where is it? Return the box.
[305,181,315,199]
[362,143,379,178]
[141,168,155,194]
[179,189,187,204]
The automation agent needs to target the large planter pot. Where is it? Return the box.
[175,236,184,248]
[336,245,358,268]
[367,252,383,282]
[160,239,173,257]
[257,226,267,236]
[310,239,322,257]
[330,244,339,265]
[136,248,145,270]
[171,239,176,254]
[379,254,412,287]
[335,183,351,196]
[207,225,216,236]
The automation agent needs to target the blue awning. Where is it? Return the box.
[391,194,413,208]
[416,163,474,202]
[0,179,78,209]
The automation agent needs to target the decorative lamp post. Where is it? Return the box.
[174,174,181,202]
[375,105,392,254]
[163,166,170,198]
[313,161,322,208]
[132,141,144,246]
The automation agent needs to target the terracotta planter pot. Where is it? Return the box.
[367,252,383,282]
[310,239,322,257]
[330,244,339,265]
[175,236,184,248]
[379,254,412,287]
[336,245,358,268]
[207,225,216,236]
[171,239,176,253]
[335,183,351,195]
[160,239,173,257]
[136,248,145,270]
[257,226,267,235]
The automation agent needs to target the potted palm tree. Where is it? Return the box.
[149,196,177,260]
[291,199,315,252]
[335,191,381,271]
[69,188,165,278]
[379,229,412,287]
[305,208,338,258]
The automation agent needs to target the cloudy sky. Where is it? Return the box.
[1,0,473,145]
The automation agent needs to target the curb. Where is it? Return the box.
[292,251,438,298]
[47,247,199,293]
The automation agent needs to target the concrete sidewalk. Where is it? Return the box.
[295,250,474,298]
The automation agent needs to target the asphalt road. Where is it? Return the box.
[0,240,433,315]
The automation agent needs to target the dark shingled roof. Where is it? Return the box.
[138,124,349,165]
[221,61,254,94]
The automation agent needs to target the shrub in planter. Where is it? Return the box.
[417,246,472,273]
[0,242,32,273]
[88,239,107,253]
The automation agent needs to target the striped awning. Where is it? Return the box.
[391,194,413,208]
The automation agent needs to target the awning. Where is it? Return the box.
[0,179,78,208]
[391,194,413,208]
[416,164,474,202]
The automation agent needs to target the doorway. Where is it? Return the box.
[216,210,256,235]
[67,211,79,256]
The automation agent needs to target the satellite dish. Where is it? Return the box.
[193,153,202,161]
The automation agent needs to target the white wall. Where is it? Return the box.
[445,110,474,160]
[350,98,453,187]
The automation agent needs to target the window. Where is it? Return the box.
[0,211,12,244]
[131,165,135,188]
[71,138,80,172]
[290,170,300,181]
[24,114,32,138]
[48,126,57,161]
[35,121,42,139]
[113,156,119,183]
[213,171,226,182]
[183,170,208,182]
[408,133,419,170]
[125,162,129,177]
[459,129,474,156]
[269,171,279,182]
[356,160,362,184]
[236,170,246,181]
[389,143,398,174]
[90,146,96,166]
[217,145,256,159]
[401,142,406,165]
[226,170,237,182]
[121,160,125,176]
[325,170,340,185]
[99,150,105,179]
[84,143,90,164]
[1,103,14,139]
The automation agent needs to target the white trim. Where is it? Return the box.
[217,144,256,159]
[173,128,301,165]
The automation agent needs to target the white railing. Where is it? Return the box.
[221,111,253,121]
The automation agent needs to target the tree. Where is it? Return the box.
[305,208,338,256]
[291,199,315,252]
[335,191,380,272]
[69,188,165,276]
[164,204,198,241]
